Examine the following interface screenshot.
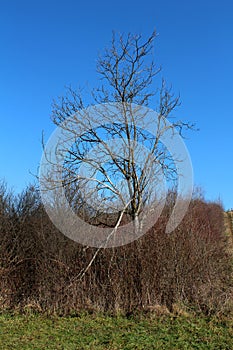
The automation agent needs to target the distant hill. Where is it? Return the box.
[226,210,233,232]
[225,210,233,251]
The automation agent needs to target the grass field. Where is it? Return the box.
[1,312,233,349]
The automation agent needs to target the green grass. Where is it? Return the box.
[0,312,232,349]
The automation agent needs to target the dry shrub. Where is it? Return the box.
[0,184,232,315]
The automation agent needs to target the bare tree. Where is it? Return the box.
[41,31,194,248]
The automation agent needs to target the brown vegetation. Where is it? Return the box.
[0,183,232,316]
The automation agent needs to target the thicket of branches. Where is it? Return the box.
[0,183,232,316]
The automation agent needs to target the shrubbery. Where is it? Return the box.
[0,182,232,315]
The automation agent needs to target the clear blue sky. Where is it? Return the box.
[0,0,232,209]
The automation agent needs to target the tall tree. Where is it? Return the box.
[40,31,194,248]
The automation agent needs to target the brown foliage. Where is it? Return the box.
[0,184,232,315]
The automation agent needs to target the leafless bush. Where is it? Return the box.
[0,184,232,315]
